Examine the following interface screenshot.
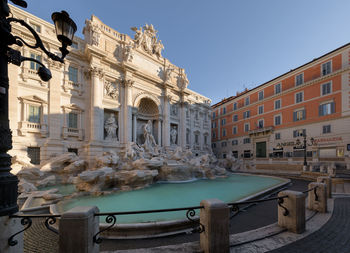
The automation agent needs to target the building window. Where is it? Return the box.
[186,129,190,144]
[204,135,208,145]
[68,148,78,155]
[68,66,78,83]
[27,147,40,165]
[275,133,281,140]
[295,73,304,86]
[68,112,78,129]
[28,105,41,123]
[243,138,250,144]
[322,61,332,76]
[232,139,238,145]
[243,110,250,119]
[212,112,216,119]
[257,119,264,128]
[223,107,226,114]
[221,141,227,147]
[30,23,41,33]
[212,143,216,148]
[222,129,226,137]
[245,97,250,106]
[275,83,281,94]
[323,125,331,134]
[258,105,264,115]
[319,102,335,116]
[195,134,199,144]
[295,92,303,103]
[232,126,237,134]
[244,123,250,132]
[30,53,42,70]
[274,115,281,126]
[212,132,216,138]
[71,42,79,49]
[293,109,306,121]
[293,129,306,138]
[233,114,238,122]
[221,118,226,126]
[274,99,281,110]
[321,82,332,96]
[258,90,264,101]
[233,102,237,111]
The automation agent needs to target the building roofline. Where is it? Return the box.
[212,42,350,109]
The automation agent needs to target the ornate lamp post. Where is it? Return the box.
[0,0,76,216]
[298,130,314,167]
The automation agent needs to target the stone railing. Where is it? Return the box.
[5,176,331,253]
[19,121,47,137]
[62,126,84,140]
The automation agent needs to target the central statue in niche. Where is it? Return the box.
[143,120,158,155]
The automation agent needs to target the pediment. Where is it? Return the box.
[19,95,47,104]
[61,103,84,111]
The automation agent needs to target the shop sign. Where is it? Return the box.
[313,137,342,144]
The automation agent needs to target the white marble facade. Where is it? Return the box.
[8,6,212,167]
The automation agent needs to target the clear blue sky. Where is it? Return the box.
[16,0,350,104]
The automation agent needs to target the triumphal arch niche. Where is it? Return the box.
[78,17,213,164]
[134,96,162,146]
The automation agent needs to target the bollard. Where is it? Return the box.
[200,199,229,253]
[59,206,100,253]
[308,182,327,213]
[317,176,332,198]
[278,190,305,234]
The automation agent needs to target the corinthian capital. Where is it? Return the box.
[121,78,135,88]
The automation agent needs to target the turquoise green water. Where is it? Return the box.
[58,174,284,223]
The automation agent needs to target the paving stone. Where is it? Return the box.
[269,198,350,253]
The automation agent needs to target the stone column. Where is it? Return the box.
[42,60,65,160]
[200,199,229,253]
[317,176,332,198]
[157,119,162,145]
[120,77,134,144]
[0,216,23,253]
[86,67,104,166]
[308,182,327,213]
[59,206,99,253]
[179,100,186,148]
[132,114,137,142]
[90,67,104,142]
[162,92,170,147]
[278,190,305,234]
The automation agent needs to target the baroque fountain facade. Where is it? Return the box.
[7,6,233,202]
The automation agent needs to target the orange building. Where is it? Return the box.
[211,43,350,169]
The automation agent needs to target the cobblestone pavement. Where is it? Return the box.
[269,197,350,253]
[23,218,58,253]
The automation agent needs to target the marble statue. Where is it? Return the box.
[143,120,158,155]
[104,113,118,140]
[170,126,177,145]
[131,24,164,57]
[153,39,164,58]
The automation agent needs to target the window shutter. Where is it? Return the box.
[303,109,306,120]
[303,129,306,136]
[293,111,297,121]
[331,102,335,113]
[319,105,323,116]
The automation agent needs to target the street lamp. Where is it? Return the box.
[298,130,314,167]
[0,0,76,216]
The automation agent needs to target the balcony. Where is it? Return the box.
[19,121,47,137]
[249,126,274,137]
[62,126,84,140]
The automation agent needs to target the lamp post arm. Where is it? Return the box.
[7,17,63,63]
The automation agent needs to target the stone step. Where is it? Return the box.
[335,183,345,194]
[344,183,350,194]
